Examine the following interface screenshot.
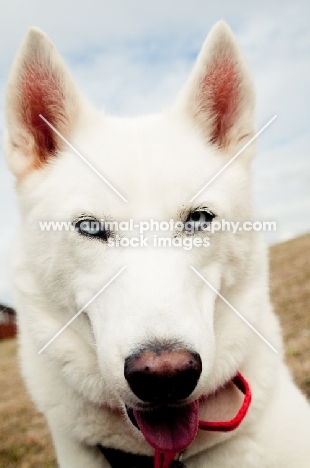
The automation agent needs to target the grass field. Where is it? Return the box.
[0,339,56,468]
[1,233,309,467]
[269,233,310,397]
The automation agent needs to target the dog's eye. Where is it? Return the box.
[75,219,108,240]
[185,210,214,232]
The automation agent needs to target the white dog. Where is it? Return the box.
[5,21,310,467]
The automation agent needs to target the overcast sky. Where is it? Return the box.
[0,0,309,305]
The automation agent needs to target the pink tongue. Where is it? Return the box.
[133,401,199,453]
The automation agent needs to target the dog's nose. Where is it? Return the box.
[124,347,202,403]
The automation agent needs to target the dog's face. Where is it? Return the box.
[5,21,258,451]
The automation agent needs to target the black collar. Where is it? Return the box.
[98,445,154,468]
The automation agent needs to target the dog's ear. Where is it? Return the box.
[176,21,255,151]
[5,28,84,177]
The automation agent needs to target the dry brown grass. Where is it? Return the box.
[0,339,56,468]
[0,233,309,467]
[269,232,310,398]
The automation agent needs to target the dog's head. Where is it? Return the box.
[5,21,264,452]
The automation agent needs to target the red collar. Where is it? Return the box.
[154,372,252,468]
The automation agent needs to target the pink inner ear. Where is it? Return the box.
[20,61,65,167]
[201,55,240,147]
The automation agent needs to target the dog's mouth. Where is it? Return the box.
[126,401,199,453]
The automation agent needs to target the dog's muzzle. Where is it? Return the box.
[124,345,202,454]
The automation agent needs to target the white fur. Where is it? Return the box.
[5,21,310,467]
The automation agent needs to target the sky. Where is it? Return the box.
[0,0,309,305]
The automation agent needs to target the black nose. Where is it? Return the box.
[124,346,202,404]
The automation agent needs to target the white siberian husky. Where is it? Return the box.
[4,20,310,468]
